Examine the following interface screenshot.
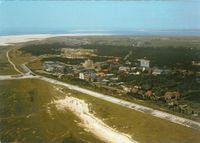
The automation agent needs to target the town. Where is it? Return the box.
[39,47,200,118]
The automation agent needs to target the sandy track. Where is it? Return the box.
[6,50,24,74]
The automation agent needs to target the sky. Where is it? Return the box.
[0,0,200,35]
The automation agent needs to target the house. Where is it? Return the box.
[131,87,139,93]
[125,60,131,65]
[164,91,181,100]
[105,73,114,77]
[137,59,150,68]
[79,73,85,80]
[131,85,141,93]
[101,79,109,85]
[152,68,163,75]
[45,66,54,72]
[121,85,132,93]
[131,71,140,75]
[96,72,105,77]
[119,66,130,72]
[110,77,119,81]
[192,61,200,66]
[145,90,153,97]
[178,104,189,113]
[79,70,96,81]
[131,67,137,71]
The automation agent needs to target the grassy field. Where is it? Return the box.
[0,46,18,75]
[0,78,200,143]
[9,46,37,72]
[60,87,200,143]
[0,79,103,143]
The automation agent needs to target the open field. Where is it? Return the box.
[0,46,18,75]
[1,79,200,143]
[0,79,103,143]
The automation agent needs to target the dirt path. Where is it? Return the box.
[6,50,23,74]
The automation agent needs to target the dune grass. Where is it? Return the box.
[0,46,18,75]
[1,78,199,143]
[0,79,103,143]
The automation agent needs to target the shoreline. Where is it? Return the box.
[0,33,112,46]
[1,33,200,47]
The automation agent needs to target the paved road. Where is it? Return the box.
[39,76,200,130]
[0,74,37,80]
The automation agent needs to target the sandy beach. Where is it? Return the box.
[0,33,111,46]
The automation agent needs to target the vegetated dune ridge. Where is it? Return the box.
[53,95,137,143]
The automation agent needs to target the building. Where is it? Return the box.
[119,66,130,72]
[43,61,65,73]
[96,72,105,77]
[55,65,65,73]
[79,70,96,81]
[79,73,85,80]
[83,59,94,69]
[137,59,150,68]
[145,90,153,97]
[164,91,181,100]
[192,61,200,66]
[43,61,55,72]
[121,85,132,93]
[152,68,163,75]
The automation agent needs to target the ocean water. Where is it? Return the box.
[1,29,200,36]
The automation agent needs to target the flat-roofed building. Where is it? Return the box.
[137,59,150,68]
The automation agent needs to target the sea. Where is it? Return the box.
[0,29,200,36]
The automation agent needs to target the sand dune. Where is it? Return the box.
[54,96,137,143]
